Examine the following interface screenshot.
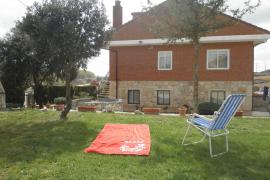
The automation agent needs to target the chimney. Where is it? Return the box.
[131,12,144,19]
[113,0,123,29]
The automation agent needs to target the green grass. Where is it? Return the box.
[0,110,270,179]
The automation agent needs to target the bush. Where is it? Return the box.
[198,102,220,115]
[45,86,74,103]
[54,97,66,105]
[74,85,97,97]
[78,91,90,98]
[253,86,260,92]
[6,103,23,108]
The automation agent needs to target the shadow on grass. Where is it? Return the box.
[141,125,269,179]
[0,120,96,163]
[155,134,269,179]
[172,141,270,179]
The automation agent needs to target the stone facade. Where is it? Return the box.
[110,81,252,112]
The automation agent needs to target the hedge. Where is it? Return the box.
[44,86,74,103]
[198,102,220,115]
[54,97,66,104]
[73,85,97,97]
[44,85,97,103]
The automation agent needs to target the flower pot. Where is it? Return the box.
[55,104,65,111]
[46,104,51,109]
[78,106,97,112]
[143,108,161,115]
[178,107,187,116]
[234,111,243,117]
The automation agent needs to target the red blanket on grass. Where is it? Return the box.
[84,124,150,155]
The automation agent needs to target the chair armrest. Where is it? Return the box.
[191,113,213,121]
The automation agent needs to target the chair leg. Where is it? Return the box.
[225,134,229,152]
[209,134,229,158]
[209,136,213,157]
[182,124,206,146]
[182,123,191,145]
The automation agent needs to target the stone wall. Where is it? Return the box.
[252,94,269,112]
[110,81,252,112]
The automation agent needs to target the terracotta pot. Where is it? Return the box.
[78,106,97,112]
[178,107,187,116]
[55,104,65,111]
[234,111,243,117]
[143,108,161,115]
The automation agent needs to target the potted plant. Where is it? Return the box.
[235,110,243,117]
[53,97,66,111]
[178,104,189,116]
[78,106,97,112]
[143,107,161,115]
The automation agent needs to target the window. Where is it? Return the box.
[157,90,170,105]
[128,90,140,104]
[158,51,172,70]
[207,49,229,70]
[210,90,225,105]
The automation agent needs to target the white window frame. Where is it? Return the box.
[127,89,141,105]
[209,90,226,105]
[158,51,173,70]
[157,90,170,105]
[206,49,230,70]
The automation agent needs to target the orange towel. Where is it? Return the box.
[84,124,151,156]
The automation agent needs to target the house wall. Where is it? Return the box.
[109,81,252,112]
[109,42,254,112]
[109,42,254,81]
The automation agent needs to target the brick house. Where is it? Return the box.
[108,0,270,113]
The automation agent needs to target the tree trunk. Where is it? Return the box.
[192,41,200,113]
[60,66,72,120]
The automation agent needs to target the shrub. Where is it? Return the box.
[45,86,74,103]
[198,102,220,115]
[74,85,97,97]
[253,86,260,92]
[54,97,66,105]
[78,91,90,98]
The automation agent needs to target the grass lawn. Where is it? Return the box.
[0,110,270,179]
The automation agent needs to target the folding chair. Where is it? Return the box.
[182,94,246,157]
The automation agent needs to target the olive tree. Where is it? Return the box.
[20,0,109,119]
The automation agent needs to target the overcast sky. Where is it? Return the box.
[0,0,269,75]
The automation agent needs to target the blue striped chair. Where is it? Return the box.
[182,94,246,157]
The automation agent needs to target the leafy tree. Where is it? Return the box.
[0,30,32,105]
[76,70,95,80]
[0,26,57,108]
[20,0,108,119]
[146,0,260,112]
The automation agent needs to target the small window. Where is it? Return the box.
[128,90,140,104]
[210,90,225,105]
[158,51,172,70]
[157,90,170,105]
[207,49,229,70]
